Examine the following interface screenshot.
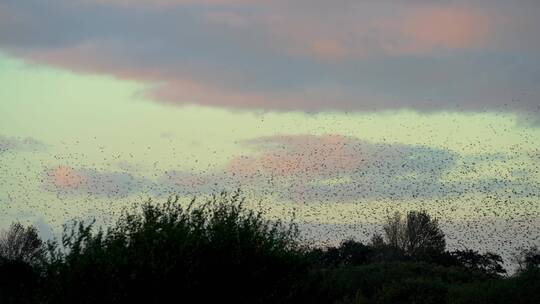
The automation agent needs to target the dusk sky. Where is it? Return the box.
[1,0,539,263]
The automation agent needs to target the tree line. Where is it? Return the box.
[1,191,539,303]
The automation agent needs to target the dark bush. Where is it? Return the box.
[42,191,306,303]
[0,258,39,304]
[450,249,506,276]
[0,222,45,266]
[0,192,538,303]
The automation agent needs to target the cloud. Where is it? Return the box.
[224,4,495,60]
[44,165,153,198]
[39,135,540,202]
[227,135,370,178]
[407,8,491,48]
[156,134,461,201]
[1,0,539,114]
[92,0,258,6]
[232,135,460,201]
[156,134,540,202]
[0,135,46,154]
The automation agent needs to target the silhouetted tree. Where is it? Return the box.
[42,191,306,304]
[451,249,506,276]
[339,240,373,266]
[404,211,446,258]
[1,198,539,303]
[0,223,45,266]
[383,212,407,249]
[0,223,44,303]
[369,233,385,248]
[310,240,374,267]
[0,258,40,303]
[514,245,540,272]
[381,210,446,259]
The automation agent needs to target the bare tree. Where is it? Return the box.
[383,212,407,249]
[513,245,540,272]
[404,211,445,257]
[0,222,45,265]
[381,210,446,257]
[369,233,385,248]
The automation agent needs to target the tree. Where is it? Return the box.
[404,211,446,257]
[383,212,407,250]
[451,249,506,276]
[369,233,385,248]
[514,245,540,272]
[43,191,307,304]
[381,210,446,258]
[313,240,373,267]
[0,258,40,303]
[0,222,45,266]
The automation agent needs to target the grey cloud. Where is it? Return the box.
[156,135,461,201]
[0,0,539,116]
[156,135,540,202]
[0,135,46,154]
[39,135,540,202]
[154,170,234,197]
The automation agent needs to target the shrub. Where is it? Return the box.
[381,211,446,260]
[42,191,306,304]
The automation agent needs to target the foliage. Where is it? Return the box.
[0,192,538,303]
[0,258,40,304]
[0,223,45,303]
[450,249,506,276]
[0,222,46,266]
[381,210,446,259]
[514,245,540,272]
[43,190,305,303]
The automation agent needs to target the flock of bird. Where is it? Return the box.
[0,115,539,271]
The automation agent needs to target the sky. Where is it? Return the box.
[1,0,539,264]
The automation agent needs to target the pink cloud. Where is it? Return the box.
[205,3,496,60]
[43,166,152,198]
[46,166,86,189]
[227,135,367,178]
[387,7,493,55]
[210,134,463,202]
